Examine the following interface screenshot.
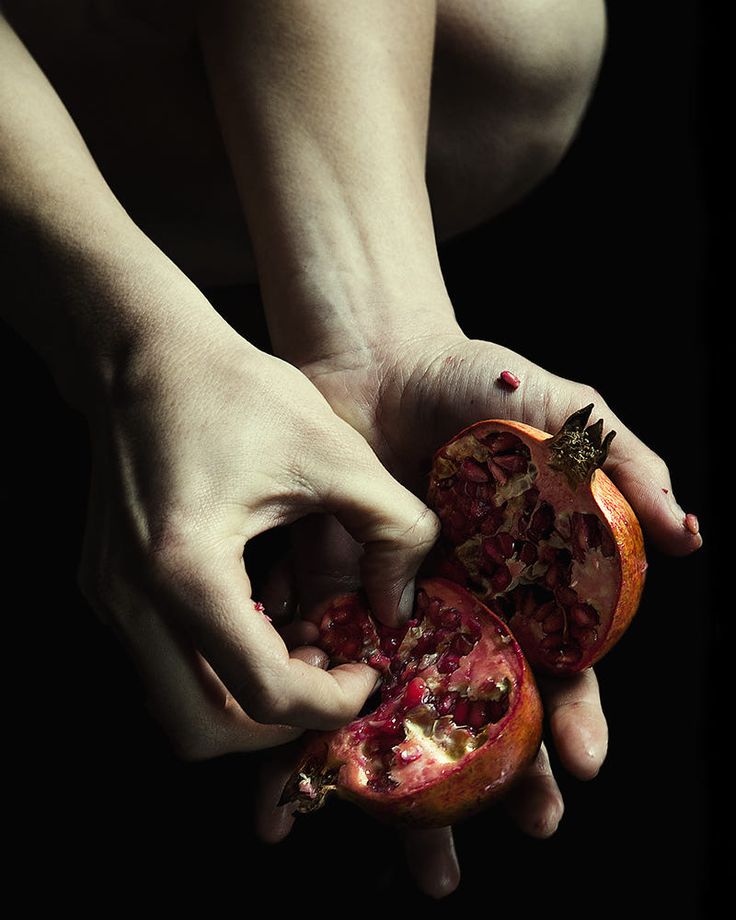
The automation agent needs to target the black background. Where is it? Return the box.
[1,3,720,915]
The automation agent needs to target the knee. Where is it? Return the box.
[497,0,608,167]
[431,0,608,232]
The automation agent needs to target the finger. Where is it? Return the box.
[600,414,702,556]
[538,668,608,780]
[401,826,461,899]
[152,539,382,730]
[115,594,305,758]
[504,742,564,838]
[325,445,440,627]
[543,388,702,557]
[255,742,303,844]
[278,619,321,649]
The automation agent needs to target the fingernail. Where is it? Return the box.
[684,513,700,536]
[398,579,416,623]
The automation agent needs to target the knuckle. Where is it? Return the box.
[400,506,441,555]
[234,676,291,726]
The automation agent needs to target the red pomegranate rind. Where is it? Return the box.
[426,407,646,675]
[589,469,646,661]
[282,578,542,828]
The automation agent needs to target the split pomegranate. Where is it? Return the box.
[282,577,542,827]
[427,405,646,674]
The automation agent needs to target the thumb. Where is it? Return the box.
[325,447,440,627]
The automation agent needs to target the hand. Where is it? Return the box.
[75,305,439,759]
[254,326,701,896]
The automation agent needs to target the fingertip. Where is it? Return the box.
[402,827,461,899]
[289,644,330,669]
[398,578,416,624]
[280,619,321,650]
[255,801,297,845]
[567,729,609,781]
[504,747,564,839]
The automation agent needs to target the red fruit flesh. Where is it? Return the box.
[282,577,543,827]
[427,405,647,674]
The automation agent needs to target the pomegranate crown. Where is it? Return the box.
[548,404,615,488]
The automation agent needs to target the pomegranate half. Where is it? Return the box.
[282,577,543,827]
[426,405,647,674]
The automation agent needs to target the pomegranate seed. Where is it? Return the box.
[487,461,509,486]
[399,663,418,683]
[436,693,457,716]
[518,541,538,566]
[468,701,488,729]
[574,626,599,647]
[523,487,540,510]
[556,643,583,665]
[569,603,599,627]
[540,634,564,651]
[461,459,490,483]
[555,586,578,606]
[465,617,482,640]
[489,432,523,454]
[532,600,557,622]
[542,606,565,634]
[437,652,461,674]
[399,746,423,764]
[440,607,461,629]
[490,564,512,593]
[451,633,474,656]
[469,499,492,519]
[453,699,470,725]
[544,563,562,588]
[528,502,555,540]
[480,505,507,535]
[499,370,521,390]
[493,452,528,474]
[403,677,428,709]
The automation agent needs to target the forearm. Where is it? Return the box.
[199,0,459,367]
[0,14,216,407]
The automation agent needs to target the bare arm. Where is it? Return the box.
[198,0,459,371]
[0,11,438,751]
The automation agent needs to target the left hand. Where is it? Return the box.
[252,327,701,897]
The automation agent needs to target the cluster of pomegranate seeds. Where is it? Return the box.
[430,430,617,670]
[317,589,512,792]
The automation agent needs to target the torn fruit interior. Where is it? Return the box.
[298,587,521,803]
[430,428,619,670]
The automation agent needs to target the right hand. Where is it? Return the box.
[76,304,439,758]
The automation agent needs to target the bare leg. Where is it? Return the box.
[429,0,607,239]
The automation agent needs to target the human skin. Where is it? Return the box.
[1,0,701,899]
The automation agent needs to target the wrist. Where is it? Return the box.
[3,205,222,413]
[264,260,463,370]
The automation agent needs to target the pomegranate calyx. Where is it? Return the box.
[548,404,616,488]
[280,760,340,813]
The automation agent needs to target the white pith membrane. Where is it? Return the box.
[295,585,524,803]
[429,428,620,671]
